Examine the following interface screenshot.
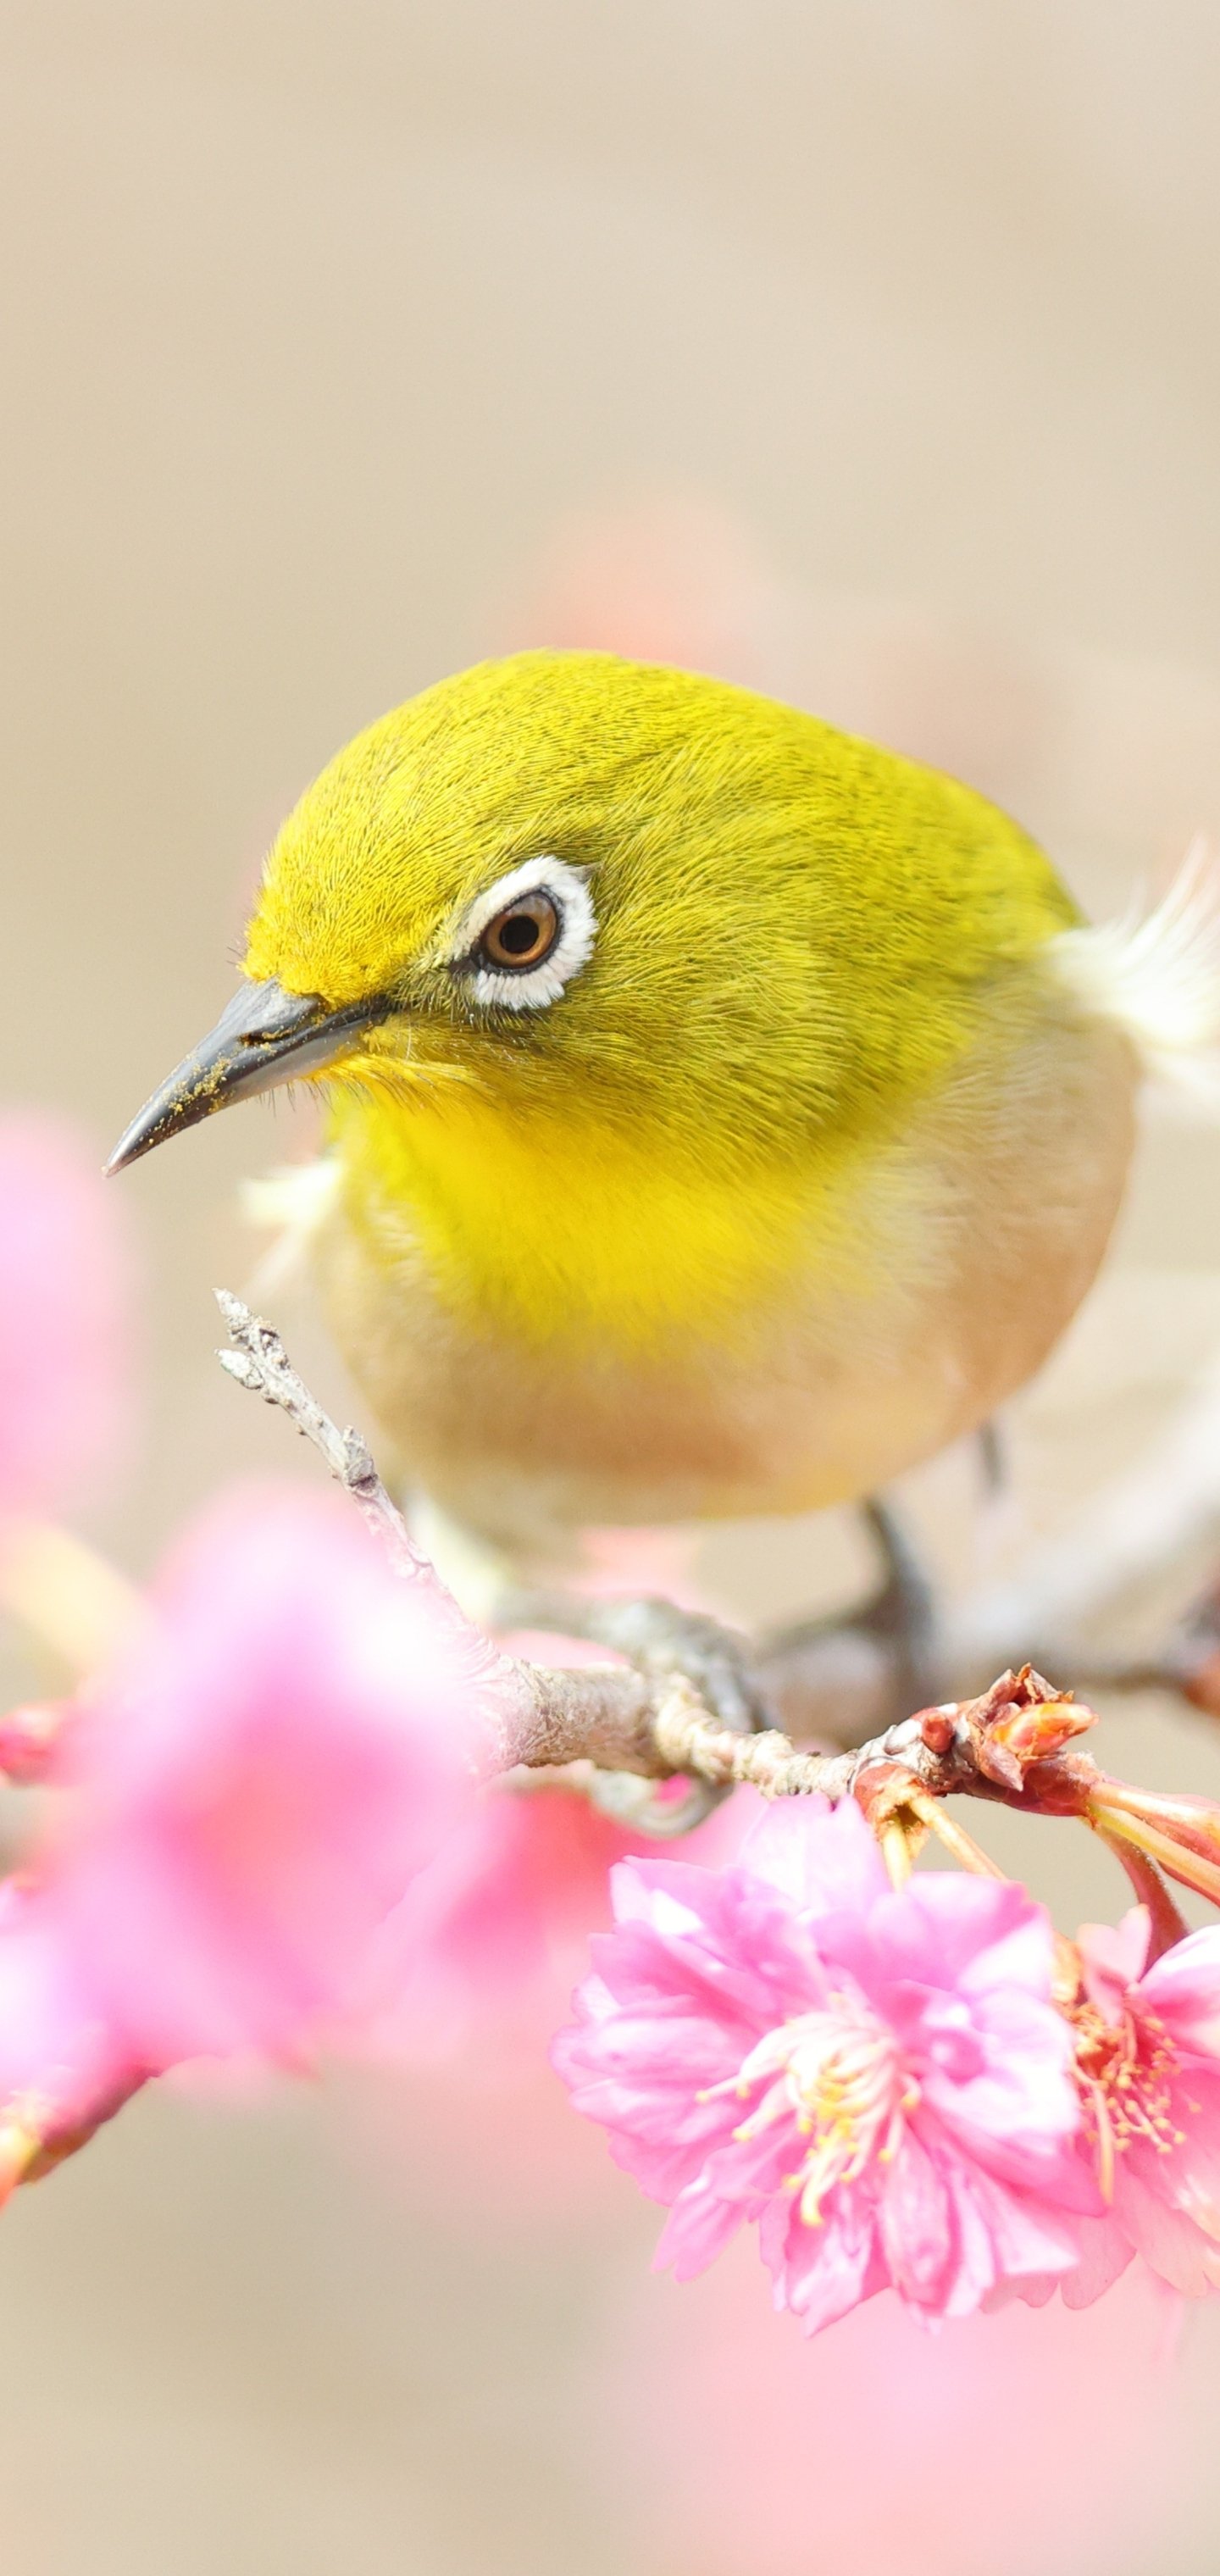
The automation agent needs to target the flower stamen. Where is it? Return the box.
[708,1991,917,2224]
[1070,1996,1186,2196]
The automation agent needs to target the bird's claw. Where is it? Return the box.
[583,1768,727,1837]
[496,1589,772,1839]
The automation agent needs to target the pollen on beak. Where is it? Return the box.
[105,977,394,1174]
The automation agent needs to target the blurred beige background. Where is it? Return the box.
[4,4,1220,2569]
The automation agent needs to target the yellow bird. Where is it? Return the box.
[109,650,1217,1592]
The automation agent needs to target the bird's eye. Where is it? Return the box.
[452,858,596,1010]
[479,891,561,972]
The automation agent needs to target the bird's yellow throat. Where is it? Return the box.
[322,1016,1023,1368]
[325,1072,825,1356]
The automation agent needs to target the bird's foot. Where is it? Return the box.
[496,1587,773,1838]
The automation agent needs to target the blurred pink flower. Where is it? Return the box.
[1016,1907,1220,2307]
[350,1758,763,2231]
[369,1785,653,2061]
[555,1797,1095,2330]
[0,1485,499,2163]
[366,1773,761,2065]
[606,2232,1190,2576]
[0,1877,142,2182]
[363,1527,754,2072]
[0,1113,132,1515]
[0,1697,77,1783]
[502,497,779,686]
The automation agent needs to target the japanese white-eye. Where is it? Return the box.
[110,650,1217,1557]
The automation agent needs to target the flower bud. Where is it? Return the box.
[962,1667,1097,1793]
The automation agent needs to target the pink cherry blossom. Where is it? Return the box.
[0,1113,132,1515]
[554,1796,1095,2331]
[0,1484,499,2163]
[1023,1906,1220,2307]
[365,1771,761,2066]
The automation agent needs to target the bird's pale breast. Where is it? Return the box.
[309,993,1137,1562]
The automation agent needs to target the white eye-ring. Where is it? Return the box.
[448,857,597,1012]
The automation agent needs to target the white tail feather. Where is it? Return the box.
[1049,835,1220,1102]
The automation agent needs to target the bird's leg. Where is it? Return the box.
[493,1585,773,1837]
[859,1496,940,1695]
[976,1418,1008,1502]
[756,1495,946,1750]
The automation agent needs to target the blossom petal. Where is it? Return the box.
[1140,1924,1220,2057]
[739,1796,888,1919]
[555,1802,1092,2334]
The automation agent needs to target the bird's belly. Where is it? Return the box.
[312,1014,1137,1554]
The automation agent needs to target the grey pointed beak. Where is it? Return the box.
[105,978,393,1174]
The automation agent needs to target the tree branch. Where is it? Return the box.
[211,1294,1220,1909]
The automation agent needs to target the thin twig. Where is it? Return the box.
[215,1291,435,1583]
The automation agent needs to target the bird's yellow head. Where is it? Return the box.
[112,649,1072,1164]
[108,649,1074,1346]
[241,645,824,1139]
